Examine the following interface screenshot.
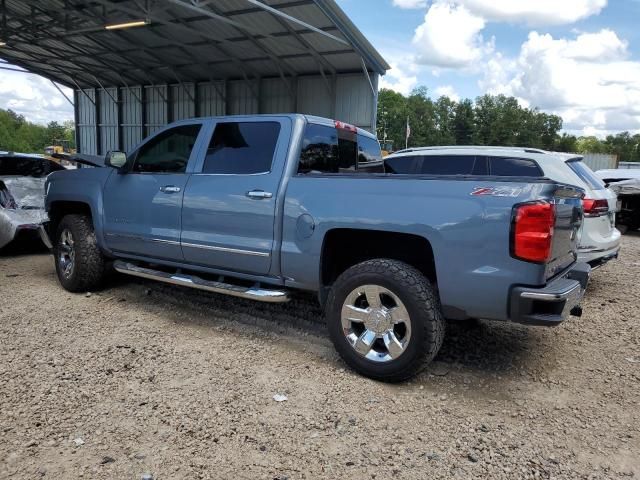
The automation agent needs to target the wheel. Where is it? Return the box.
[326,259,445,382]
[54,214,106,292]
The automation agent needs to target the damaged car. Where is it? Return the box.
[596,169,640,232]
[0,152,66,249]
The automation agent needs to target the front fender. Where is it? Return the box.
[46,168,113,254]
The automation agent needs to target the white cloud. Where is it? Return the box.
[392,0,427,8]
[480,29,640,135]
[458,0,607,26]
[412,1,490,68]
[379,60,419,95]
[0,69,74,125]
[434,85,460,101]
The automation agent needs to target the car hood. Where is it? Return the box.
[0,175,45,209]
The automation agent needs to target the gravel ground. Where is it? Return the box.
[1,235,639,480]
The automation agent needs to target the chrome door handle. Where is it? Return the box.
[246,190,273,199]
[160,185,181,194]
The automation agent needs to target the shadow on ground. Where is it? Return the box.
[101,273,538,378]
[0,233,48,258]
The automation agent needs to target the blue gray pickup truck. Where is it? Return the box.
[42,114,589,381]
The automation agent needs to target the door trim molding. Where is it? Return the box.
[105,232,181,246]
[181,242,270,257]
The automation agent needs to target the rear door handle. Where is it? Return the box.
[246,190,273,199]
[160,185,181,194]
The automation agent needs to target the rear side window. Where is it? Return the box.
[384,156,415,174]
[384,154,487,175]
[489,157,542,177]
[203,122,280,174]
[416,155,477,175]
[567,160,605,190]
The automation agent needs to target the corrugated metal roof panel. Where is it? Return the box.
[0,0,388,88]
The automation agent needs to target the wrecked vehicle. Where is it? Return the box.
[0,152,65,248]
[43,115,589,382]
[596,169,640,232]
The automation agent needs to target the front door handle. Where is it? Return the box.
[160,185,181,194]
[246,190,273,199]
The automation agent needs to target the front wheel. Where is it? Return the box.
[326,259,445,382]
[54,214,106,292]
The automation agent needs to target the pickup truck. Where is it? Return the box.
[42,114,589,382]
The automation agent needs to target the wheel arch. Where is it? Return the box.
[318,228,438,307]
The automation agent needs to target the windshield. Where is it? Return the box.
[0,156,66,177]
[566,160,605,190]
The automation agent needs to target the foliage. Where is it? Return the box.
[377,88,640,162]
[0,109,75,153]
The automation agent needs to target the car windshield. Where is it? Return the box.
[566,160,605,190]
[0,156,66,177]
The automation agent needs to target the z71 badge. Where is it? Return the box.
[471,186,523,197]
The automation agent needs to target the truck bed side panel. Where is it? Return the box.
[282,176,554,321]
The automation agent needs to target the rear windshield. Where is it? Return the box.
[567,160,605,190]
[0,157,65,177]
[297,124,383,174]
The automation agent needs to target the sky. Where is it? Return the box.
[1,0,639,136]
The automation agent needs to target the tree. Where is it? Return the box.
[0,108,65,153]
[453,99,474,145]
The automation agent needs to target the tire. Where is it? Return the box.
[54,214,106,292]
[326,259,445,382]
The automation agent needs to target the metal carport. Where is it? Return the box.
[0,0,389,155]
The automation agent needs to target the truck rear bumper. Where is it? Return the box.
[509,263,590,327]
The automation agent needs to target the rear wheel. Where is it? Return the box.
[54,214,106,292]
[326,259,445,382]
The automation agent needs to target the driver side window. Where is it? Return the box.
[132,124,201,173]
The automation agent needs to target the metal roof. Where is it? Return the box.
[0,0,389,89]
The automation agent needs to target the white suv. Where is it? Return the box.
[384,146,620,267]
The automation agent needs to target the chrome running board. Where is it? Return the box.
[113,260,290,303]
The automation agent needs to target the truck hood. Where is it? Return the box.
[0,176,46,209]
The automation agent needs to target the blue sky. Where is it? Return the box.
[1,0,639,136]
[337,0,640,136]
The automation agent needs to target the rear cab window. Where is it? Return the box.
[566,159,605,190]
[297,121,383,174]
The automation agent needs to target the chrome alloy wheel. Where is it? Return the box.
[341,285,412,363]
[58,228,75,279]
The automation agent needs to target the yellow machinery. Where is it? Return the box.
[44,139,76,156]
[380,140,394,157]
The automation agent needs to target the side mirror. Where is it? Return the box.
[105,151,127,169]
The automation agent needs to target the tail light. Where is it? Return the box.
[511,202,555,263]
[334,120,357,133]
[582,198,609,217]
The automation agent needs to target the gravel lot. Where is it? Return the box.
[1,235,639,480]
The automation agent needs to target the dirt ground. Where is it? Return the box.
[0,236,639,480]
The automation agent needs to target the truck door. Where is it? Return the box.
[180,118,291,275]
[102,122,206,260]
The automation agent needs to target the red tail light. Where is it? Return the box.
[512,202,555,263]
[582,198,609,217]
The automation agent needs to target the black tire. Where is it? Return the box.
[54,214,106,292]
[326,259,445,382]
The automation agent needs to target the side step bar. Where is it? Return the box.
[113,260,290,303]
